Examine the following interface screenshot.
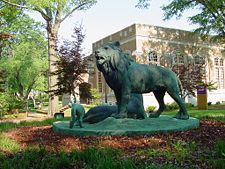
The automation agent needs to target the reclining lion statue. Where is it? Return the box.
[95,41,189,120]
[83,94,147,124]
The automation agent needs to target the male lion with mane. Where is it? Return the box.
[95,41,189,120]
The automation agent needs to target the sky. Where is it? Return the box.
[30,0,198,55]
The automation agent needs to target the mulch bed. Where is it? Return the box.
[4,119,225,168]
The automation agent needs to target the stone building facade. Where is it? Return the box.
[88,23,225,107]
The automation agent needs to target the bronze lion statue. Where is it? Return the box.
[95,41,189,120]
[83,94,147,124]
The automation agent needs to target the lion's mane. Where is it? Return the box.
[95,41,133,89]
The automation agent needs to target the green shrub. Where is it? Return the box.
[165,102,179,111]
[0,93,24,116]
[146,106,156,112]
[208,102,212,106]
[90,99,104,106]
[185,103,195,109]
[0,93,9,117]
[216,101,221,105]
[7,97,24,112]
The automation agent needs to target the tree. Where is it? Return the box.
[0,14,48,105]
[0,1,22,26]
[162,52,206,99]
[0,0,97,116]
[50,25,87,100]
[79,82,92,103]
[136,0,225,41]
[0,2,21,92]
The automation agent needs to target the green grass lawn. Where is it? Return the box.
[164,109,225,117]
[162,109,225,122]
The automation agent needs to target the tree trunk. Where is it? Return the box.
[47,22,59,116]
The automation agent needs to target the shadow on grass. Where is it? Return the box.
[0,145,187,169]
[2,140,224,169]
[0,146,137,169]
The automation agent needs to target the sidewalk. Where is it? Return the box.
[0,112,49,123]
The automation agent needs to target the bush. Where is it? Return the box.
[0,93,24,117]
[185,103,194,109]
[7,97,24,112]
[0,94,9,117]
[208,102,212,106]
[165,102,179,111]
[91,100,104,106]
[216,101,221,105]
[146,106,156,112]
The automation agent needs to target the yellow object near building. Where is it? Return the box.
[197,86,208,110]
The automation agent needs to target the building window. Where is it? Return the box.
[98,71,102,92]
[179,55,184,64]
[194,55,200,64]
[220,58,224,66]
[214,57,224,89]
[129,27,132,32]
[124,31,127,37]
[148,51,158,62]
[173,56,178,64]
[172,51,185,64]
[214,58,219,66]
[194,55,205,65]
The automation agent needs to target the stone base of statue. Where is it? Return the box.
[53,115,199,136]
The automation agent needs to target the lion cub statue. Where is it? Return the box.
[68,101,85,128]
[95,41,189,120]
